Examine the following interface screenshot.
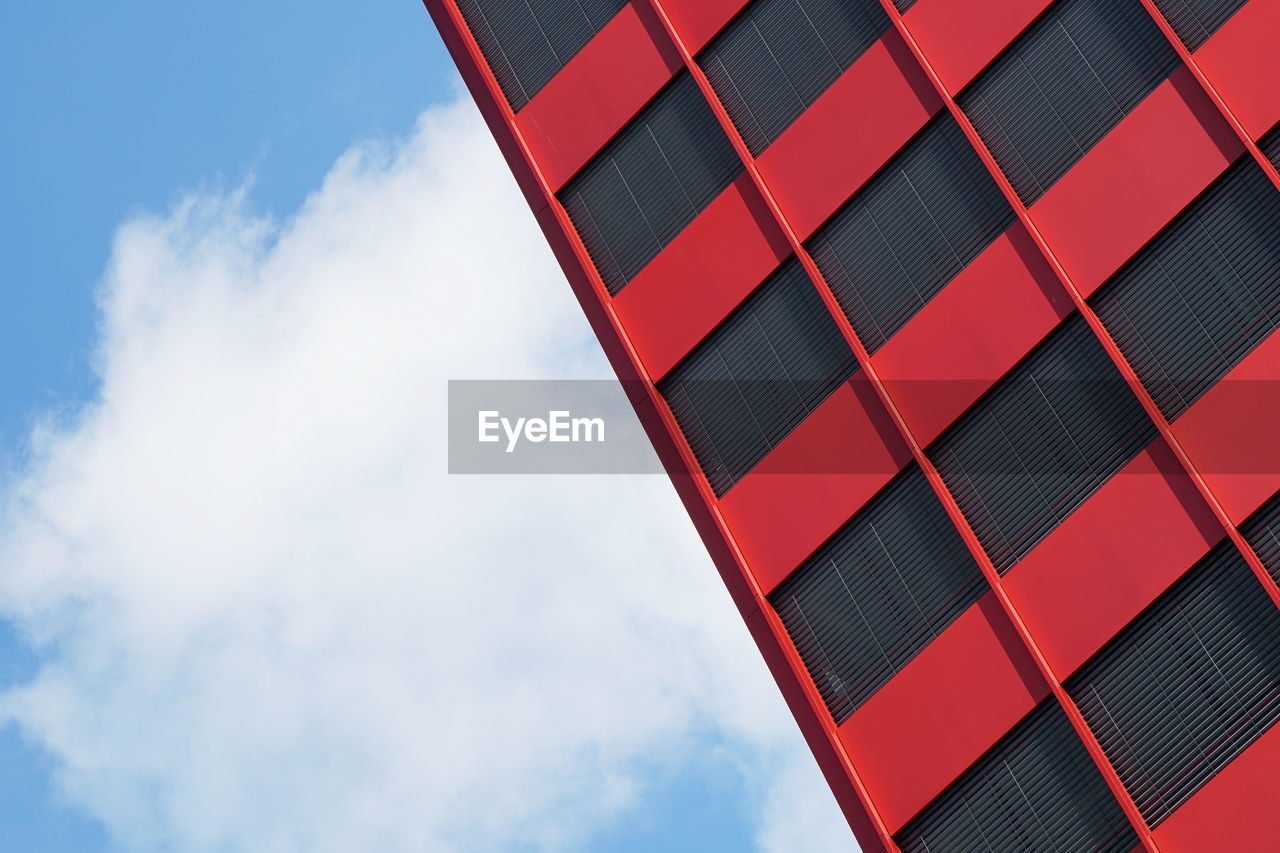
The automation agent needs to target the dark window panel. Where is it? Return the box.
[960,0,1180,204]
[1263,124,1280,168]
[1068,543,1280,826]
[770,466,987,722]
[808,115,1015,352]
[897,700,1138,853]
[560,75,744,295]
[458,0,629,110]
[1152,0,1248,50]
[659,260,856,495]
[930,315,1158,572]
[700,0,890,155]
[1242,491,1280,585]
[1092,159,1280,421]
[894,0,919,11]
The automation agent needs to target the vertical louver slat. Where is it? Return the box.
[894,0,920,12]
[808,115,1016,352]
[1068,543,1280,826]
[929,315,1158,572]
[959,0,1180,205]
[1092,159,1280,421]
[769,466,987,722]
[457,0,629,110]
[699,0,890,155]
[559,75,744,295]
[1152,0,1248,50]
[1242,492,1280,585]
[897,701,1139,853]
[659,260,857,495]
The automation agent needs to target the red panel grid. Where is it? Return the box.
[427,0,1280,848]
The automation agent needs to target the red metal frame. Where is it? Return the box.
[424,0,1280,847]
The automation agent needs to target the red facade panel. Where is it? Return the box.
[903,0,1051,94]
[1003,440,1225,678]
[1194,0,1280,138]
[1151,719,1280,852]
[755,30,942,240]
[613,175,790,381]
[838,593,1049,833]
[873,222,1071,447]
[718,378,911,595]
[514,2,681,192]
[660,0,749,53]
[1029,68,1242,297]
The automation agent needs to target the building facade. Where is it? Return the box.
[423,0,1280,849]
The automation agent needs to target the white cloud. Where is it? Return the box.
[0,96,854,851]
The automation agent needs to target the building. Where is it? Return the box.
[423,0,1280,849]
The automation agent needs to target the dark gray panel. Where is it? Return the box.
[1092,159,1280,421]
[1068,543,1280,826]
[770,466,987,722]
[960,0,1180,204]
[1242,492,1280,585]
[929,315,1158,572]
[1263,124,1280,168]
[897,701,1138,853]
[458,0,629,110]
[699,0,890,155]
[808,116,1015,352]
[1153,0,1248,50]
[559,75,743,295]
[659,260,856,495]
[894,0,919,11]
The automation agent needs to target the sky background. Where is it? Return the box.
[0,3,852,852]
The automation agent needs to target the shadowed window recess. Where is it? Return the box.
[808,115,1015,352]
[897,700,1138,853]
[559,74,744,296]
[699,0,890,155]
[960,0,1180,205]
[771,465,987,723]
[659,260,856,496]
[1068,543,1280,825]
[457,0,629,110]
[1152,0,1248,50]
[929,314,1158,572]
[1092,158,1280,421]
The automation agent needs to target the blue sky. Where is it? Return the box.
[0,4,847,851]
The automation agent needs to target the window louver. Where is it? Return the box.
[1242,492,1280,585]
[1152,0,1248,50]
[1068,542,1280,826]
[1092,159,1280,421]
[808,115,1015,352]
[930,315,1158,572]
[897,700,1138,853]
[559,75,744,295]
[894,0,920,12]
[457,0,629,111]
[659,260,857,495]
[699,0,889,156]
[770,466,987,723]
[960,0,1180,205]
[1263,124,1280,168]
